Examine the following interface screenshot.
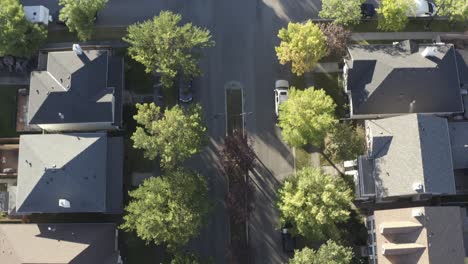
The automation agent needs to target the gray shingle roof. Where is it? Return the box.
[16,133,123,214]
[0,223,120,264]
[28,50,123,126]
[448,122,468,170]
[345,42,463,118]
[364,114,455,198]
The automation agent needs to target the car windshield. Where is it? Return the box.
[428,2,433,13]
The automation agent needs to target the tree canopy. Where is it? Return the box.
[59,0,108,41]
[377,0,414,31]
[324,123,366,163]
[132,103,207,168]
[319,0,365,25]
[124,11,215,88]
[275,20,328,76]
[121,169,210,251]
[277,167,353,240]
[170,252,204,264]
[318,23,351,57]
[434,0,468,22]
[0,0,47,57]
[289,240,353,264]
[278,87,336,148]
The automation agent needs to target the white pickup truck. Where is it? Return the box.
[409,0,437,17]
[23,5,53,25]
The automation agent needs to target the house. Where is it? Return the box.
[0,138,19,213]
[13,133,123,214]
[0,223,122,264]
[353,114,468,199]
[365,206,466,264]
[27,46,123,132]
[343,41,464,119]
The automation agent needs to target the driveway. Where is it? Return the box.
[20,0,323,263]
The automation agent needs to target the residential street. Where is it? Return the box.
[20,0,323,262]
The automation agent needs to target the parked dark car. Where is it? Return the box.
[281,223,296,253]
[178,76,193,103]
[361,3,376,18]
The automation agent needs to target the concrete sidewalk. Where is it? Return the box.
[351,32,465,41]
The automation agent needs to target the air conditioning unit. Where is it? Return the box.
[413,182,424,192]
[412,208,424,217]
[59,199,71,208]
[421,46,437,57]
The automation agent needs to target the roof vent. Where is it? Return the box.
[412,208,424,217]
[421,47,437,57]
[58,112,64,120]
[413,182,424,192]
[72,44,83,55]
[59,199,71,208]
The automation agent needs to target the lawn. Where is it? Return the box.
[47,27,126,43]
[0,86,20,137]
[295,147,312,171]
[313,73,347,118]
[124,56,154,95]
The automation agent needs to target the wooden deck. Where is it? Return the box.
[16,89,40,133]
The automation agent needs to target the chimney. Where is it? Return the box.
[72,44,83,55]
[421,46,437,57]
[59,199,71,208]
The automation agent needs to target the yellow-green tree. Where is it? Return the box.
[277,167,353,240]
[289,241,353,264]
[59,0,108,41]
[434,0,468,22]
[121,169,210,251]
[278,87,336,148]
[319,0,365,25]
[131,103,207,168]
[275,20,327,76]
[377,0,414,31]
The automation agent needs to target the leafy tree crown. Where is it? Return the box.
[319,0,365,25]
[0,0,47,57]
[131,103,207,168]
[59,0,108,41]
[278,87,337,148]
[121,169,210,251]
[123,11,215,88]
[289,240,353,264]
[275,20,328,76]
[277,167,353,240]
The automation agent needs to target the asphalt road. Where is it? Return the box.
[21,0,322,262]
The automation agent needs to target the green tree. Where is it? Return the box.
[59,0,108,41]
[277,167,353,240]
[278,87,336,148]
[319,0,365,25]
[377,0,414,31]
[0,0,47,57]
[121,169,210,251]
[132,103,207,168]
[324,123,366,163]
[124,11,215,88]
[275,20,327,76]
[434,0,468,22]
[289,240,353,264]
[171,252,203,264]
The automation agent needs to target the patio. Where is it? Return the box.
[0,139,19,177]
